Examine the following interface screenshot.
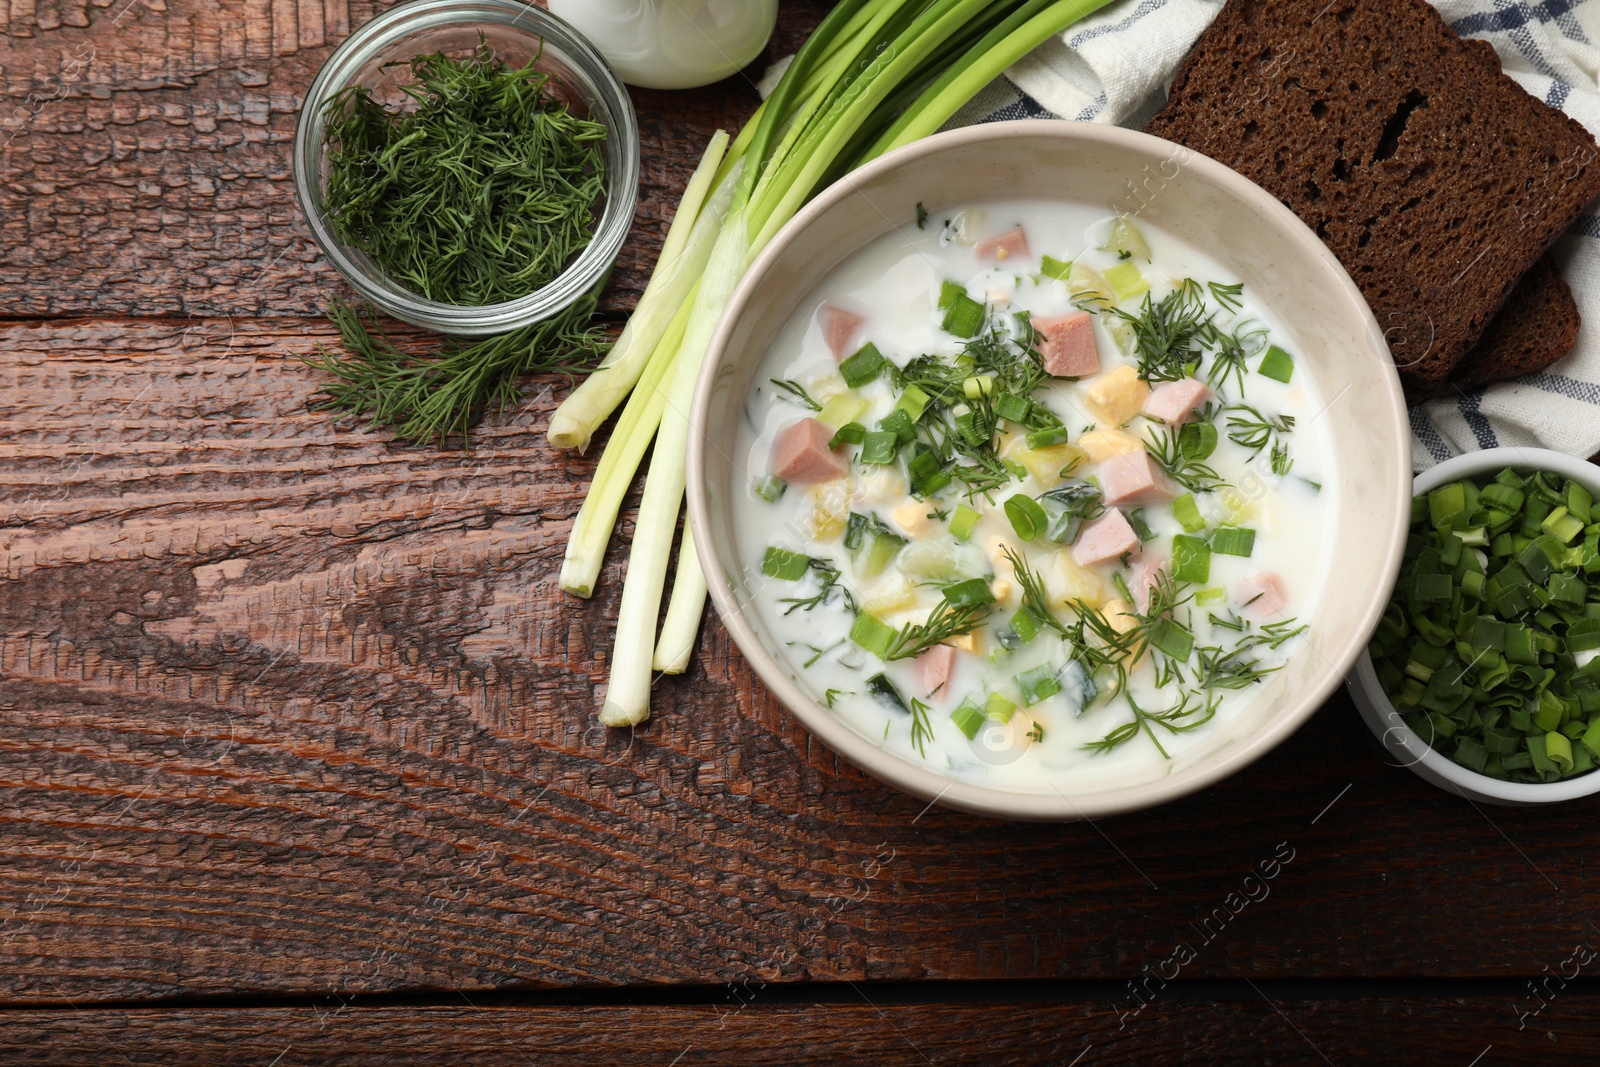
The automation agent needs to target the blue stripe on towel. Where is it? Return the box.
[1450,2,1566,79]
[1457,390,1501,449]
[1411,408,1455,463]
[1524,372,1600,405]
[1549,79,1572,109]
[1572,214,1600,239]
[983,88,1059,124]
[1069,0,1174,48]
[1076,90,1109,122]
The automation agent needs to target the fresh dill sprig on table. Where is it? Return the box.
[304,296,605,446]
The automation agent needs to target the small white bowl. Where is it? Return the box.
[1349,446,1600,806]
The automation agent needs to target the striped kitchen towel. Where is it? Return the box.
[956,0,1600,471]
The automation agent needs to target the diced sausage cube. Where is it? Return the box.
[1034,311,1100,378]
[821,305,865,361]
[1238,572,1289,619]
[916,644,957,697]
[976,226,1030,263]
[1071,510,1141,566]
[1141,377,1213,425]
[1101,450,1176,506]
[772,418,849,484]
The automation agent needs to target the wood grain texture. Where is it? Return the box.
[0,0,827,318]
[0,997,1583,1065]
[4,319,1600,1003]
[7,0,1600,1020]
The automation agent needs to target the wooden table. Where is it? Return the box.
[3,2,1597,1063]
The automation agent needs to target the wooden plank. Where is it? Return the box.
[0,0,830,319]
[3,318,1600,1001]
[0,997,1580,1064]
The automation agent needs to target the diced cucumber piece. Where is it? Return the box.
[1040,255,1073,281]
[1172,493,1206,533]
[1016,663,1062,706]
[963,374,995,399]
[1102,217,1151,261]
[850,614,897,657]
[753,476,786,503]
[856,529,907,579]
[950,698,987,739]
[1103,260,1149,301]
[896,384,932,422]
[761,547,812,581]
[949,504,981,541]
[986,692,1018,723]
[865,672,908,711]
[943,577,996,608]
[817,391,870,429]
[1258,345,1295,383]
[1011,607,1041,644]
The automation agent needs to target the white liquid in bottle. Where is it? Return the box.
[548,0,778,91]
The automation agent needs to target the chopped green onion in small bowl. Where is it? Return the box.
[1350,446,1600,806]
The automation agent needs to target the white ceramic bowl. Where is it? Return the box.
[1349,445,1600,806]
[687,121,1411,821]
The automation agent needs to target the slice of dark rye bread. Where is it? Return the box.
[1446,255,1580,393]
[1143,0,1600,397]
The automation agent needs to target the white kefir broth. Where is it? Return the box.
[731,198,1336,793]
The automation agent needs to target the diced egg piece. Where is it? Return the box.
[891,498,939,539]
[863,572,917,616]
[803,484,848,541]
[985,534,1019,576]
[855,467,907,505]
[991,578,1015,609]
[807,372,847,405]
[1047,553,1110,609]
[1000,437,1078,487]
[944,631,981,654]
[1078,427,1144,463]
[1102,597,1145,662]
[1082,365,1150,427]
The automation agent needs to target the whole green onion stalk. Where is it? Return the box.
[572,0,1115,727]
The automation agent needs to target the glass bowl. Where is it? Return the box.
[292,0,640,336]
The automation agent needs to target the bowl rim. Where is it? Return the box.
[1352,445,1600,803]
[290,0,640,336]
[687,119,1411,821]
